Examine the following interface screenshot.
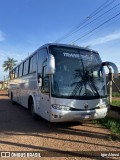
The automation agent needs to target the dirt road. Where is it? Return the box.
[0,90,120,159]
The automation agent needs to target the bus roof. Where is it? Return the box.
[41,43,98,53]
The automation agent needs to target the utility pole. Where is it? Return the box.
[108,66,113,104]
[107,66,120,104]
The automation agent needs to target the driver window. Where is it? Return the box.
[42,64,49,93]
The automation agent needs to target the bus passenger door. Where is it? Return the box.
[38,65,50,121]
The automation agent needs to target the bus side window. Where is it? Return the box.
[19,63,23,77]
[29,54,37,73]
[12,69,15,79]
[15,67,19,78]
[42,65,49,93]
[23,59,29,75]
[37,48,48,75]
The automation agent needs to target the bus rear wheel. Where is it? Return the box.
[11,93,16,105]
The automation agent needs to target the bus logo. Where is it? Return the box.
[84,103,88,110]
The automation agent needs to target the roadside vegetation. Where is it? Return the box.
[112,92,120,97]
[93,117,120,141]
[111,92,120,106]
[111,100,120,106]
[94,92,120,140]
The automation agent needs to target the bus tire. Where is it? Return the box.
[11,93,16,105]
[30,98,38,120]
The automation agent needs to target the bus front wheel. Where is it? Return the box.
[30,98,38,120]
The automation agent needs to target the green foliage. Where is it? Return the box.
[2,57,17,72]
[93,117,120,141]
[112,100,120,106]
[112,92,120,97]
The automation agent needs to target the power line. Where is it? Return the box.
[55,0,117,42]
[65,2,120,41]
[77,15,120,43]
[72,12,120,43]
[55,0,112,42]
[77,16,120,44]
[69,10,119,43]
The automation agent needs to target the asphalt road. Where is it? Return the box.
[0,90,120,159]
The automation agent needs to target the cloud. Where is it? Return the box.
[81,31,120,47]
[0,30,5,42]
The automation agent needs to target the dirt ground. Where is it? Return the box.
[0,90,120,160]
[112,97,120,101]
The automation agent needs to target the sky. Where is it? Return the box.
[0,0,120,80]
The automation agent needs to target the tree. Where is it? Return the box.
[2,57,17,78]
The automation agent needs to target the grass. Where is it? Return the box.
[111,100,120,106]
[93,117,120,141]
[112,92,120,97]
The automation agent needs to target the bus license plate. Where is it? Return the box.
[81,114,91,119]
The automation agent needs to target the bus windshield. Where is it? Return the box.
[50,46,107,99]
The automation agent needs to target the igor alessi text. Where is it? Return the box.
[101,152,119,157]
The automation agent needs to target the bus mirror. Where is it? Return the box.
[46,54,55,75]
[102,62,118,78]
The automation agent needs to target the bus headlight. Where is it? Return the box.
[52,104,71,111]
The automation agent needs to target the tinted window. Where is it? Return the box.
[37,48,48,75]
[50,46,107,99]
[23,59,29,75]
[15,67,19,78]
[29,54,37,73]
[42,61,49,93]
[19,63,23,77]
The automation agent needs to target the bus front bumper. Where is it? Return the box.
[50,107,108,122]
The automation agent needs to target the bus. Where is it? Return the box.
[8,43,118,122]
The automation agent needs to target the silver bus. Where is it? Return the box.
[8,43,118,122]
